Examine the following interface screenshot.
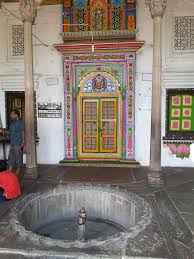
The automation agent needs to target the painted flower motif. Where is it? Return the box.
[113,69,119,75]
[167,144,177,154]
[80,70,85,75]
[67,135,71,148]
[167,143,190,159]
[112,55,117,59]
[96,67,101,71]
[177,144,190,157]
[104,55,110,59]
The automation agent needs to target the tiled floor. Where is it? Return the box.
[166,169,194,238]
[37,165,147,184]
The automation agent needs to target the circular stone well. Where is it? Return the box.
[10,184,152,249]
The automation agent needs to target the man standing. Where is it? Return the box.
[0,110,25,175]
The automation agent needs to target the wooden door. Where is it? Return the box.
[82,98,118,155]
[100,99,117,153]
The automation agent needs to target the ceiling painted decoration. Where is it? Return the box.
[41,0,61,4]
[62,0,137,41]
[3,0,61,5]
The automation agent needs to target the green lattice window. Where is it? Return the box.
[165,89,194,140]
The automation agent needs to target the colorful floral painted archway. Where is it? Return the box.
[60,52,137,162]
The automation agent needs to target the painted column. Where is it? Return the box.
[19,0,38,178]
[145,0,166,186]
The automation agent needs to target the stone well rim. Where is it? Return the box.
[9,184,152,249]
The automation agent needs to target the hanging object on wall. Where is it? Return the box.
[38,102,62,118]
[163,88,194,159]
[46,77,59,86]
[164,89,194,140]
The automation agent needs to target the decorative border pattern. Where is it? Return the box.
[63,53,136,160]
[174,16,194,51]
[64,62,73,158]
[126,61,134,159]
[63,0,136,39]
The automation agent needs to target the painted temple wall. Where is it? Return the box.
[0,1,194,166]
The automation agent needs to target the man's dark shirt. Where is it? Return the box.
[9,119,24,145]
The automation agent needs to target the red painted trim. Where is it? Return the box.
[54,41,144,54]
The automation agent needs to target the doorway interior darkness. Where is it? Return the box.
[5,91,38,138]
[5,91,25,128]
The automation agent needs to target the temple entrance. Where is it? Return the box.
[60,54,137,162]
[80,97,119,158]
[78,72,122,160]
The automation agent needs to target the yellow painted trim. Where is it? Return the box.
[79,154,121,159]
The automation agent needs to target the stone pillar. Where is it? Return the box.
[20,0,38,178]
[145,0,167,187]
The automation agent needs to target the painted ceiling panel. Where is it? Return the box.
[3,0,61,5]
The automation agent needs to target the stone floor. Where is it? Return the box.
[0,165,193,258]
[165,167,194,243]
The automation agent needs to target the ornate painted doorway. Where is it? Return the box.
[78,73,122,160]
[53,51,141,162]
[55,0,143,164]
[80,98,119,158]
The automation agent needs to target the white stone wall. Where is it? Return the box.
[33,5,64,164]
[136,0,194,167]
[135,1,153,166]
[0,0,194,166]
[0,3,64,164]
